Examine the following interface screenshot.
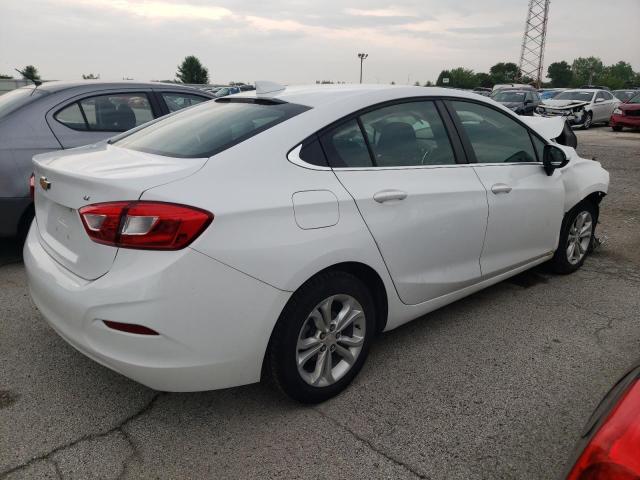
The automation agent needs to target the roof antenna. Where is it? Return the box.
[15,68,42,88]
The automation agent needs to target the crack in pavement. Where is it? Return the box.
[115,427,139,480]
[568,302,624,352]
[0,392,163,479]
[313,407,429,479]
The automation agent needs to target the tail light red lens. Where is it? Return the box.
[567,379,640,480]
[29,174,35,200]
[79,201,213,250]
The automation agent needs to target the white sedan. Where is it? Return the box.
[535,88,620,129]
[24,84,609,403]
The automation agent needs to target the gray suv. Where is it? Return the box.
[0,81,215,238]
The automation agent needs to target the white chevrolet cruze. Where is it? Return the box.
[24,84,609,403]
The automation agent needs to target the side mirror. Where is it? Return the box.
[595,98,605,103]
[543,144,569,175]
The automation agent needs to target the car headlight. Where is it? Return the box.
[613,108,623,115]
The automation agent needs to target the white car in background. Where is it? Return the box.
[24,84,609,403]
[535,89,620,129]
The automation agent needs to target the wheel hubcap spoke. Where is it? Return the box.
[566,211,593,265]
[296,294,366,387]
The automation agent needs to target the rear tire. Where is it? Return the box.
[266,271,375,403]
[549,201,597,274]
[611,125,623,132]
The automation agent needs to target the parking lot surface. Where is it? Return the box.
[1,127,639,479]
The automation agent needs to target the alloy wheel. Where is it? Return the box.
[566,211,593,265]
[296,294,366,387]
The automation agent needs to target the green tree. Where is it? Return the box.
[571,57,603,87]
[176,56,209,84]
[423,80,434,87]
[413,80,420,86]
[599,61,635,89]
[21,65,41,81]
[436,68,476,88]
[547,61,573,87]
[82,73,100,79]
[489,62,519,83]
[0,74,13,79]
[474,72,493,88]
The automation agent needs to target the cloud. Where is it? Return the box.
[62,0,232,21]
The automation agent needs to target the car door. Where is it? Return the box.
[325,100,488,305]
[593,91,611,122]
[47,90,160,149]
[446,100,565,277]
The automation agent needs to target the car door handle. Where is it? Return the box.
[491,183,512,194]
[373,190,408,203]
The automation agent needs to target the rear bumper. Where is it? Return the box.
[23,224,290,391]
[0,196,31,237]
[610,114,640,128]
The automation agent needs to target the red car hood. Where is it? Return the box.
[620,103,640,112]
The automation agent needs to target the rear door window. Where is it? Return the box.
[161,92,209,112]
[359,101,456,166]
[55,93,155,132]
[115,99,309,158]
[80,93,153,131]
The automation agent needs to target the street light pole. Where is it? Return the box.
[357,53,368,84]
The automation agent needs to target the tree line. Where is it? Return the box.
[3,56,637,90]
[434,57,639,90]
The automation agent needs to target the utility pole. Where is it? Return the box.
[357,53,368,84]
[517,0,550,88]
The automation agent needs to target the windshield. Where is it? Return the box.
[493,91,526,102]
[0,87,49,120]
[614,90,636,101]
[627,92,640,104]
[554,91,594,102]
[115,99,309,158]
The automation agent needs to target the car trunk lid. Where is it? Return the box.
[32,143,207,280]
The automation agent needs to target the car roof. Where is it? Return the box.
[36,80,210,93]
[561,89,600,93]
[236,84,491,109]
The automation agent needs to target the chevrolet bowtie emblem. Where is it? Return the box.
[39,176,51,190]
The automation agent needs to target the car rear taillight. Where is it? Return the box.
[567,379,640,480]
[79,201,213,250]
[29,174,35,200]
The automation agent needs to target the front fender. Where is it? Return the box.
[559,150,609,212]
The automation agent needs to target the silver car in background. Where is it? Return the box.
[0,81,214,238]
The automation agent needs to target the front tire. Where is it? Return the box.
[550,202,597,274]
[266,271,375,403]
[611,125,623,132]
[582,112,593,130]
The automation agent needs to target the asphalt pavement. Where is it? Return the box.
[1,126,639,479]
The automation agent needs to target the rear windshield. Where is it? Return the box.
[0,87,49,120]
[115,99,309,158]
[493,91,526,102]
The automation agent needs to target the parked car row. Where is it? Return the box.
[534,89,621,129]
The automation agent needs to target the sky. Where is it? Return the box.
[1,0,638,85]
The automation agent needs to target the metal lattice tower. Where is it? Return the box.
[518,0,550,87]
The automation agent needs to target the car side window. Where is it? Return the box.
[162,93,208,112]
[55,103,88,131]
[80,93,153,131]
[56,93,154,132]
[359,101,456,167]
[320,119,373,168]
[596,91,607,101]
[530,133,546,162]
[450,101,537,164]
[601,91,613,101]
[525,92,533,102]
